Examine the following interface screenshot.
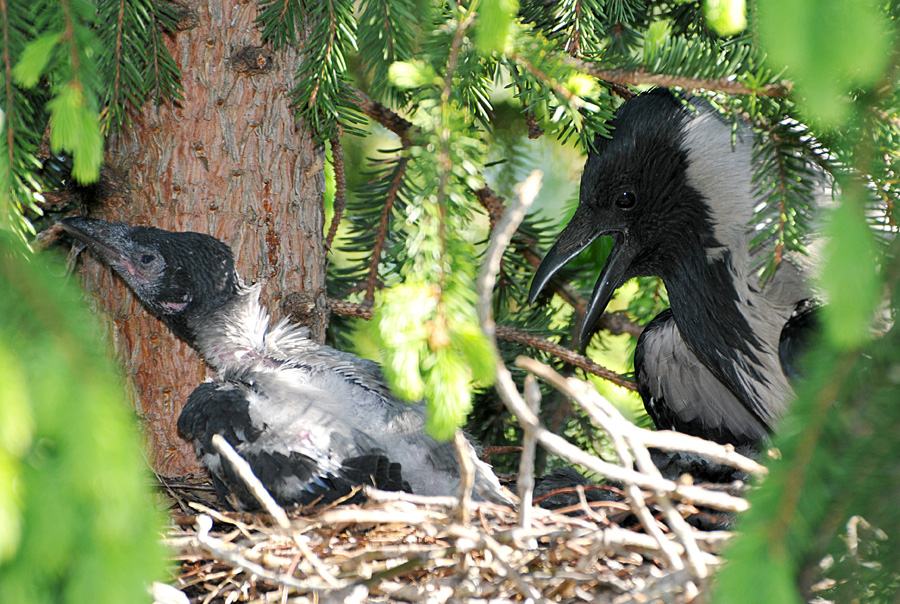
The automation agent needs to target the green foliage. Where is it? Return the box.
[0,0,44,239]
[96,0,183,132]
[820,188,881,348]
[0,0,182,239]
[0,232,166,603]
[259,0,366,143]
[758,0,891,126]
[714,1,900,602]
[358,0,418,105]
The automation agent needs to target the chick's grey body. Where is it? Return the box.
[529,89,819,449]
[62,216,508,509]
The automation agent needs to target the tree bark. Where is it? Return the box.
[74,2,326,476]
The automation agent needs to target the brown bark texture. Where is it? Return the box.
[74,2,326,476]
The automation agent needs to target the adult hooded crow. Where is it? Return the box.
[528,88,819,449]
[61,216,510,510]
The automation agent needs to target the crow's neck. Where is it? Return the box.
[185,286,278,372]
[665,108,806,422]
[668,242,796,421]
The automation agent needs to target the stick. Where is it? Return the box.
[453,430,475,524]
[517,357,766,476]
[518,374,540,529]
[211,434,291,529]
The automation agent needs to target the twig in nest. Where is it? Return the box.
[516,356,708,582]
[516,357,766,477]
[210,435,341,588]
[211,434,290,529]
[194,514,332,592]
[518,374,541,529]
[453,430,475,524]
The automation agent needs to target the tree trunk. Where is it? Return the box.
[74,2,326,476]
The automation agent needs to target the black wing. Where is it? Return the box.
[635,309,770,448]
[178,382,409,510]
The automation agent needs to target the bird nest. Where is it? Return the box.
[152,351,761,604]
[156,479,738,604]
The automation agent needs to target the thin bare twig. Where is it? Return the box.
[211,435,290,529]
[453,430,475,524]
[518,374,541,529]
[517,357,766,477]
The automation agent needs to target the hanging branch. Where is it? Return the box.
[325,136,347,250]
[346,84,414,146]
[325,298,635,388]
[364,156,408,306]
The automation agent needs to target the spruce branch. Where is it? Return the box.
[580,66,791,98]
[497,326,636,391]
[325,298,634,389]
[346,84,413,145]
[104,0,127,132]
[256,0,302,48]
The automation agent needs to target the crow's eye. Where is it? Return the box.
[616,190,636,209]
[140,254,157,265]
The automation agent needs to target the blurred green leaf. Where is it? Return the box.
[477,0,519,55]
[11,32,60,88]
[0,233,166,603]
[371,283,436,401]
[449,322,496,387]
[0,341,33,562]
[703,0,747,37]
[757,0,892,125]
[424,348,473,441]
[46,82,103,183]
[819,189,880,349]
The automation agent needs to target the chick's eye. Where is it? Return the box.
[616,190,637,209]
[140,254,156,265]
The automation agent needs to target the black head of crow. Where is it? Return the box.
[61,216,510,509]
[59,217,238,344]
[529,88,818,448]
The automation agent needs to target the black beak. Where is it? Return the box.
[59,216,138,274]
[528,207,638,345]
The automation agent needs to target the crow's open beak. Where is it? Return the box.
[528,206,637,345]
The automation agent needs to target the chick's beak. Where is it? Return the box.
[60,216,141,276]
